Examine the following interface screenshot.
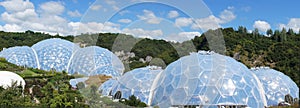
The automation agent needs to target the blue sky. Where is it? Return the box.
[0,0,299,42]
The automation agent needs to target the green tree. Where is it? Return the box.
[252,28,259,38]
[287,28,295,36]
[266,29,273,36]
[281,28,287,41]
[273,30,280,41]
[120,95,147,107]
[76,82,85,89]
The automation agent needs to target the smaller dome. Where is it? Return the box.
[0,71,25,89]
[0,46,38,68]
[111,66,163,104]
[67,46,124,77]
[251,67,299,106]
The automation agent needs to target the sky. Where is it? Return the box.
[0,0,299,42]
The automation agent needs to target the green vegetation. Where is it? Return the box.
[0,58,89,107]
[119,95,147,107]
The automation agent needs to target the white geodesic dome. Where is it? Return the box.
[32,38,80,72]
[0,46,38,68]
[0,71,25,89]
[67,46,124,77]
[251,67,299,106]
[149,51,267,108]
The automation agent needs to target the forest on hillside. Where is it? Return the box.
[0,27,299,88]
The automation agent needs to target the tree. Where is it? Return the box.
[281,28,287,41]
[120,95,147,107]
[238,26,247,35]
[252,28,259,38]
[287,28,295,36]
[273,30,280,42]
[76,82,85,89]
[266,29,273,36]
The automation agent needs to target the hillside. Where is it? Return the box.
[0,27,299,89]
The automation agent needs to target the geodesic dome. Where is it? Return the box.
[0,71,25,89]
[251,67,299,106]
[67,46,124,77]
[0,46,38,68]
[111,66,163,104]
[149,51,267,108]
[32,38,80,72]
[99,79,117,96]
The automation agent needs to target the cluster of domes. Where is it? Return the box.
[100,51,298,107]
[0,38,124,77]
[0,38,298,107]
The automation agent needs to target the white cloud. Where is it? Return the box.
[1,9,37,24]
[192,15,221,31]
[118,19,132,23]
[219,9,236,23]
[39,1,64,15]
[0,0,34,13]
[175,17,193,27]
[168,10,179,18]
[105,0,119,11]
[175,6,236,31]
[178,32,201,39]
[279,18,300,32]
[68,10,82,17]
[0,0,73,35]
[166,31,201,42]
[68,22,121,35]
[122,28,163,38]
[253,20,271,32]
[112,5,119,11]
[105,0,116,5]
[0,24,23,32]
[90,4,102,11]
[137,10,162,24]
[119,10,130,16]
